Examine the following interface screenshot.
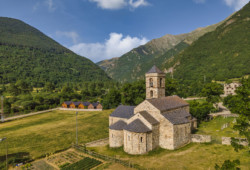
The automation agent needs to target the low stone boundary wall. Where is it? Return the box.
[222,137,248,146]
[191,134,212,143]
[59,108,102,111]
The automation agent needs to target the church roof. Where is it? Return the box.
[109,120,127,130]
[147,96,189,112]
[110,105,135,119]
[162,109,191,125]
[124,119,151,133]
[139,111,159,125]
[146,65,164,74]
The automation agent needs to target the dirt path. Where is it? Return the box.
[2,108,58,122]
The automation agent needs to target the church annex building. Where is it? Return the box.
[109,66,197,155]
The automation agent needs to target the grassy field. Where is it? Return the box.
[88,117,249,170]
[0,109,112,160]
[89,143,249,169]
[196,116,242,143]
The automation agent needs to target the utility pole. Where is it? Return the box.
[1,96,4,122]
[76,112,78,145]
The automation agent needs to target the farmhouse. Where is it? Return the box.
[109,66,197,155]
[61,101,102,110]
[223,82,241,96]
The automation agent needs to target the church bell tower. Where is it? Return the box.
[145,65,165,99]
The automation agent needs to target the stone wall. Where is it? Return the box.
[134,100,163,121]
[109,129,124,147]
[109,116,128,126]
[159,120,174,149]
[222,137,248,146]
[145,73,165,99]
[124,130,151,155]
[173,123,191,149]
[191,134,211,143]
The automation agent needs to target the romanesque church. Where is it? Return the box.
[109,66,197,155]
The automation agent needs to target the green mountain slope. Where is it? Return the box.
[97,21,222,82]
[166,2,250,82]
[0,17,110,85]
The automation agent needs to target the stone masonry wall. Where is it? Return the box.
[109,116,128,126]
[159,120,174,149]
[173,123,191,149]
[191,134,212,143]
[124,130,151,155]
[109,129,124,147]
[222,137,248,146]
[145,73,165,99]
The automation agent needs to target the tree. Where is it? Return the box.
[189,100,215,120]
[215,159,240,170]
[102,88,121,109]
[165,78,178,96]
[44,82,55,92]
[223,78,249,151]
[201,82,223,103]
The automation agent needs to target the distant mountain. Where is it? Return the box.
[97,19,223,82]
[0,17,110,85]
[165,2,250,82]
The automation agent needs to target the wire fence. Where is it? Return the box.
[73,144,144,169]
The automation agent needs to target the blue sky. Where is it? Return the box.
[0,0,249,62]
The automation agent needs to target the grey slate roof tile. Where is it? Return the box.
[64,101,72,105]
[110,105,135,119]
[139,111,159,125]
[162,109,191,125]
[109,120,127,130]
[147,65,164,74]
[147,96,189,112]
[124,119,151,133]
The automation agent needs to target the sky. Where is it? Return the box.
[0,0,249,62]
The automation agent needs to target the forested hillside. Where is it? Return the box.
[0,17,110,86]
[165,2,250,83]
[97,19,222,82]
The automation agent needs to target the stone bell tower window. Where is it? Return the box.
[150,90,153,98]
[149,78,153,87]
[160,78,163,87]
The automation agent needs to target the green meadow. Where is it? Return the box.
[0,110,112,159]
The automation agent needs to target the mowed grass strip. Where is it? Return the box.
[0,109,113,159]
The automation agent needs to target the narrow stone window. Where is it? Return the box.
[149,78,153,87]
[128,135,130,141]
[140,137,143,143]
[150,90,153,97]
[160,78,163,87]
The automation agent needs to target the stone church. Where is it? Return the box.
[109,66,197,155]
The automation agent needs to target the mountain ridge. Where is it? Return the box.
[0,17,110,86]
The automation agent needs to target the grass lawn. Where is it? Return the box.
[88,117,249,169]
[89,143,249,170]
[0,109,112,160]
[196,116,242,143]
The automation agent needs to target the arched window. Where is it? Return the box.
[160,78,163,87]
[140,137,143,143]
[149,78,153,87]
[150,90,153,97]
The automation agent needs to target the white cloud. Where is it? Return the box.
[193,0,206,4]
[32,2,40,12]
[45,0,56,12]
[89,0,149,10]
[129,0,150,8]
[223,0,249,11]
[56,31,79,44]
[70,33,149,62]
